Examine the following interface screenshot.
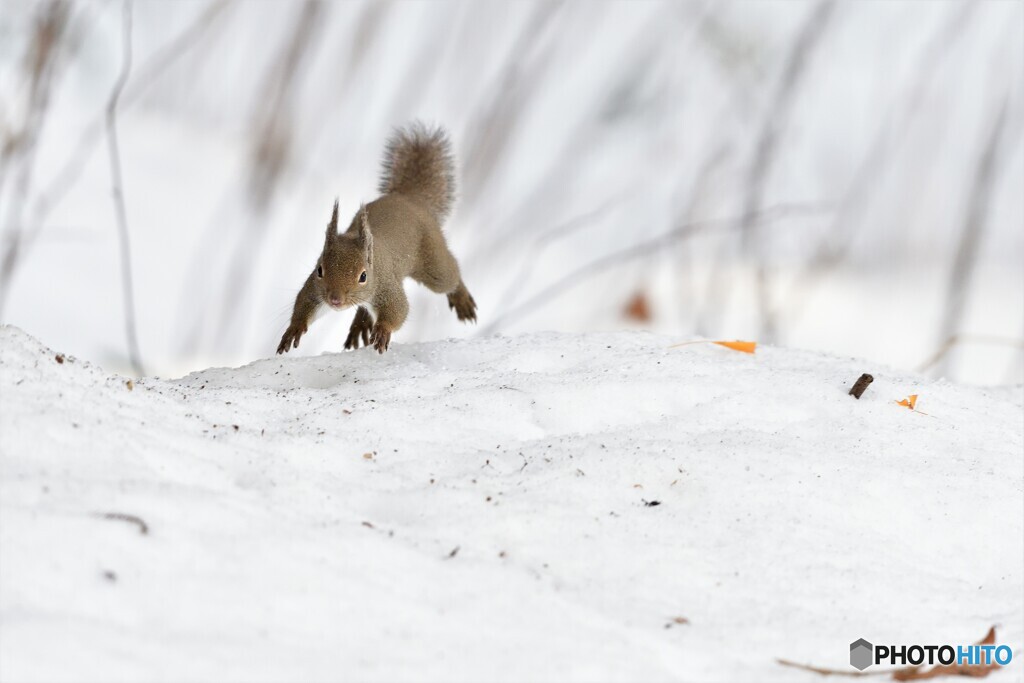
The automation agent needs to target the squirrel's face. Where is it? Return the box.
[316,202,373,310]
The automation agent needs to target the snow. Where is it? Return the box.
[1,324,1021,682]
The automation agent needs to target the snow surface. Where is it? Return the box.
[0,325,1021,682]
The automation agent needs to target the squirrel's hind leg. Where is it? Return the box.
[344,306,373,350]
[413,238,477,324]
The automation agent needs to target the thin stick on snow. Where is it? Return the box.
[97,511,149,535]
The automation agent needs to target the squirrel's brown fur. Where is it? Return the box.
[379,123,455,222]
[277,123,475,355]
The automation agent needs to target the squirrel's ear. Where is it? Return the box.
[325,199,339,238]
[358,204,373,264]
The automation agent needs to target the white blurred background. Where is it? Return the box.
[0,0,1021,383]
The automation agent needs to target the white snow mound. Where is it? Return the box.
[1,325,1021,682]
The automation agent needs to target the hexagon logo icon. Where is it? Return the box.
[850,638,873,670]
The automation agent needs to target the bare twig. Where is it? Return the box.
[105,0,145,376]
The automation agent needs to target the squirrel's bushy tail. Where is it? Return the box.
[379,122,455,222]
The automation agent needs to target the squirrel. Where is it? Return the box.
[277,123,476,356]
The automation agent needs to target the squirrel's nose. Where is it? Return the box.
[329,296,342,307]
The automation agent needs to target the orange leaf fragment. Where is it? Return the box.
[713,340,757,354]
[897,394,918,410]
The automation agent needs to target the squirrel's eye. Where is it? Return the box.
[316,265,323,278]
[359,271,367,283]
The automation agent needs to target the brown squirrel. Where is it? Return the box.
[277,123,476,355]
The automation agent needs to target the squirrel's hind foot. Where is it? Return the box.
[447,284,477,323]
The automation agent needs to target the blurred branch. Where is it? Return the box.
[105,0,145,376]
[481,203,831,334]
[0,1,70,201]
[305,0,390,154]
[0,0,71,318]
[246,0,323,209]
[739,0,835,342]
[780,2,981,328]
[460,1,565,209]
[467,5,672,265]
[934,94,1014,378]
[31,0,230,223]
[918,334,1024,374]
[490,196,625,316]
[678,142,731,335]
[810,1,978,268]
[0,0,231,314]
[122,0,232,105]
[204,0,324,351]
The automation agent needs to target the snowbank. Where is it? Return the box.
[0,325,1021,682]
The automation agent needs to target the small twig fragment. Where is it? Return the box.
[848,373,873,399]
[98,512,148,535]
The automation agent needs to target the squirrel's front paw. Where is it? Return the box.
[277,323,307,354]
[369,322,392,354]
[344,307,373,350]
